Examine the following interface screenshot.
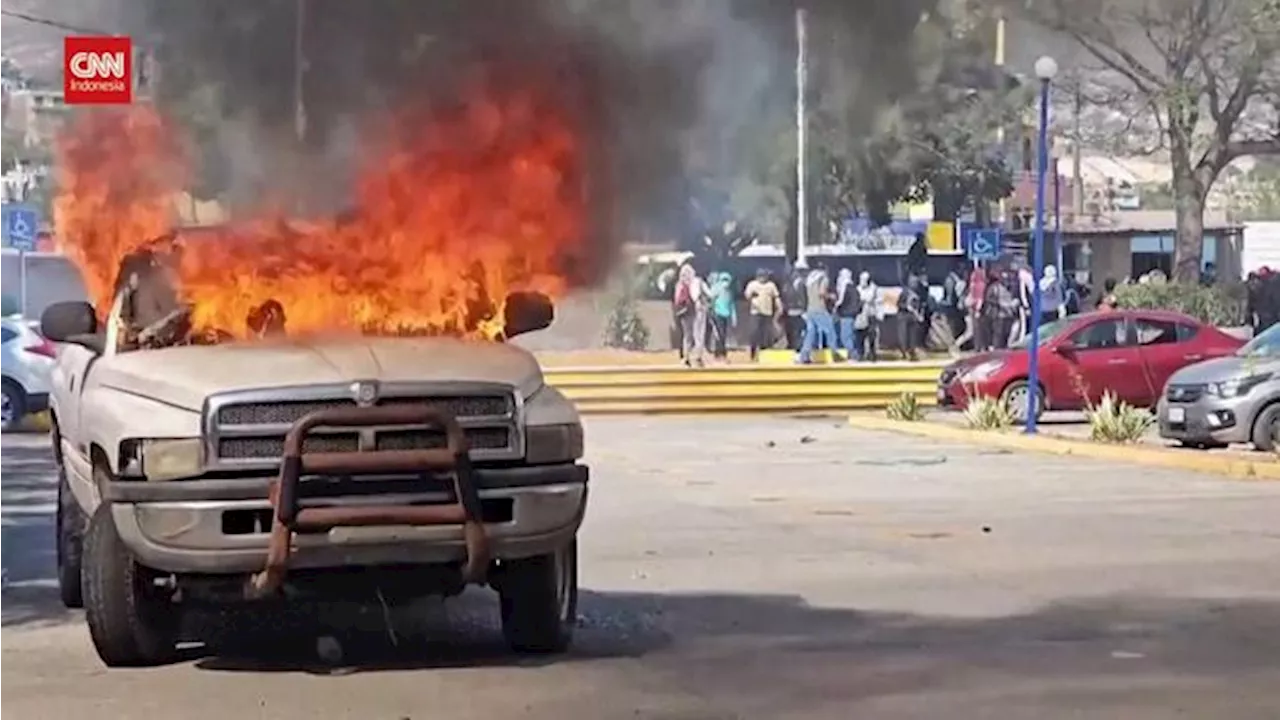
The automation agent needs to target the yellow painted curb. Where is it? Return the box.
[846,414,1280,481]
[546,361,947,415]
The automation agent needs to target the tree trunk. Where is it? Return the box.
[1171,171,1207,282]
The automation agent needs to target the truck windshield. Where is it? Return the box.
[1238,324,1280,358]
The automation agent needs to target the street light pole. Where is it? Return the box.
[794,6,809,267]
[1025,55,1058,434]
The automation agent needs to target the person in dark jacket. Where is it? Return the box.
[780,264,808,350]
[897,275,925,361]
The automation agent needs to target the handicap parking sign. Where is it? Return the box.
[966,228,1001,262]
[2,205,39,251]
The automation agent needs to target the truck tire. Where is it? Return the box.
[498,540,577,654]
[82,506,179,667]
[56,467,85,608]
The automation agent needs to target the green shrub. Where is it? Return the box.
[1085,391,1155,443]
[886,392,928,421]
[602,294,651,350]
[962,394,1016,430]
[1112,281,1247,326]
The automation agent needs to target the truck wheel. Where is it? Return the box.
[82,506,179,667]
[56,467,85,608]
[498,540,577,654]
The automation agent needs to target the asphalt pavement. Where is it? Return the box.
[4,417,1280,719]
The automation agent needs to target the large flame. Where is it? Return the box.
[53,87,590,340]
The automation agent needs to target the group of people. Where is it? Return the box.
[944,259,1087,353]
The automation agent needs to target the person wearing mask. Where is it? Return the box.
[781,263,808,351]
[1014,261,1035,344]
[952,263,986,355]
[1096,277,1119,311]
[1039,264,1066,327]
[673,263,710,367]
[855,271,880,362]
[897,275,925,361]
[833,268,862,361]
[743,268,780,361]
[983,269,1018,350]
[798,264,837,364]
[708,271,736,361]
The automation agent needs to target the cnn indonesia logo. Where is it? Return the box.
[64,36,133,105]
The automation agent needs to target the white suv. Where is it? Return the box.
[1,316,57,430]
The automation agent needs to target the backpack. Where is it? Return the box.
[674,281,694,317]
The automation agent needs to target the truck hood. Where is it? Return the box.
[1167,355,1280,385]
[94,336,543,410]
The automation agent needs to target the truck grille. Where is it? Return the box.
[1165,384,1205,403]
[205,385,521,468]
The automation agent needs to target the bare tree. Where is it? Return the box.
[1024,0,1279,280]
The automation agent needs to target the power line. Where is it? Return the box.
[0,9,113,36]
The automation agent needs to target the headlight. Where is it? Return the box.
[960,359,1005,382]
[525,423,584,465]
[118,438,203,482]
[1208,373,1272,399]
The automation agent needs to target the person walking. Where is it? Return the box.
[1096,277,1119,311]
[709,271,736,361]
[897,275,925,361]
[673,263,710,367]
[798,264,837,364]
[854,271,880,362]
[744,268,780,361]
[781,264,808,351]
[833,268,861,361]
[983,269,1017,350]
[1038,264,1066,327]
[952,263,986,355]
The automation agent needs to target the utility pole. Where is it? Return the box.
[1072,81,1085,218]
[794,6,809,266]
[294,0,308,145]
[994,10,1007,228]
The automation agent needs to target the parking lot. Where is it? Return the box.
[4,415,1280,719]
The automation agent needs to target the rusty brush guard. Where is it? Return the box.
[244,405,491,599]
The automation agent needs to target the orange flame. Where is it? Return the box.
[53,88,591,340]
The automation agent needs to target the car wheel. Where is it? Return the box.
[498,540,578,654]
[56,467,86,608]
[1000,380,1044,424]
[1251,402,1280,452]
[82,505,179,667]
[1,379,25,432]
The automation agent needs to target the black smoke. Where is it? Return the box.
[123,0,939,284]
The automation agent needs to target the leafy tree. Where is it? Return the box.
[1022,0,1280,280]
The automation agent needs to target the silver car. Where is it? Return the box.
[1157,324,1280,450]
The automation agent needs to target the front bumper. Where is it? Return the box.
[1156,397,1250,444]
[107,463,588,575]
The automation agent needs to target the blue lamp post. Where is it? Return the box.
[1025,55,1058,434]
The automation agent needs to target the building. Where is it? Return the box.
[5,88,68,148]
[1010,209,1240,286]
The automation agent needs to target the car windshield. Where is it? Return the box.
[1009,317,1073,349]
[1238,324,1280,358]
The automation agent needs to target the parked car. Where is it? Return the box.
[1157,322,1280,450]
[937,310,1245,422]
[1,316,57,430]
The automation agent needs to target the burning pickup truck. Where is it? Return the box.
[42,243,587,667]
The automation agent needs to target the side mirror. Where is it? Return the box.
[502,291,555,339]
[1053,341,1076,355]
[41,301,99,345]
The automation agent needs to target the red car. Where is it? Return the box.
[937,309,1245,421]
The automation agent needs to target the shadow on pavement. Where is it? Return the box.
[181,590,1280,687]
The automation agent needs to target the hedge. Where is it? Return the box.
[1112,281,1248,327]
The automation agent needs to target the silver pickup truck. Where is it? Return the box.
[41,256,587,668]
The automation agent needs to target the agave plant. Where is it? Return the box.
[962,394,1016,430]
[1085,391,1155,443]
[885,391,928,421]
